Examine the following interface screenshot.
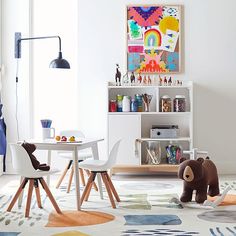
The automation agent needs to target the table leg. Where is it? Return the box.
[91,144,103,199]
[73,147,81,210]
[46,150,52,186]
[18,176,24,207]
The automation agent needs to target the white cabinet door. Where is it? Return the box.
[108,114,141,165]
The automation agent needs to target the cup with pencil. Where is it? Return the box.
[40,119,55,139]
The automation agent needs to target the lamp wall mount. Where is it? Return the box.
[14,32,70,69]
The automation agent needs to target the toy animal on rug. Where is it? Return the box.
[22,142,50,171]
[178,157,220,203]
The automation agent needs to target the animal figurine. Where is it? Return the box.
[115,64,121,86]
[122,71,130,85]
[178,157,220,203]
[138,74,142,83]
[164,76,167,86]
[168,76,172,86]
[130,72,135,84]
[159,75,163,86]
[148,75,152,84]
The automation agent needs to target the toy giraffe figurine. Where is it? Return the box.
[115,64,121,86]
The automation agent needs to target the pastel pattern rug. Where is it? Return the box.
[0,177,236,236]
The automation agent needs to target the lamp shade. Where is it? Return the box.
[49,52,70,69]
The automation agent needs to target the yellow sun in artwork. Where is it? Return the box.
[159,16,179,34]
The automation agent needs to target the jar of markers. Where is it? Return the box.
[174,95,186,112]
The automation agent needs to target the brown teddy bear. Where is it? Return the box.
[178,157,219,203]
[22,142,50,171]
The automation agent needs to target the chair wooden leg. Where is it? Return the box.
[67,166,74,193]
[39,178,62,214]
[25,179,34,218]
[7,178,28,212]
[79,168,86,186]
[81,172,95,205]
[85,169,98,191]
[56,160,73,188]
[105,172,120,202]
[34,179,42,208]
[85,173,97,201]
[101,172,116,208]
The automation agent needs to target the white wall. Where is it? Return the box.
[77,0,236,174]
[1,0,236,174]
[1,0,31,173]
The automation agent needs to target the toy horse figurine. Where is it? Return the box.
[115,64,121,86]
[130,72,135,84]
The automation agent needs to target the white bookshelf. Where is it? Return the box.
[107,81,193,174]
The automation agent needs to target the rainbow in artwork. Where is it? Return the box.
[144,29,162,48]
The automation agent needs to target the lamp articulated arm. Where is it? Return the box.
[14,32,70,69]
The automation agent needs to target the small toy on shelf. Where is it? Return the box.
[168,76,172,86]
[122,71,130,85]
[130,72,135,84]
[177,80,183,86]
[159,75,163,86]
[115,64,121,86]
[148,75,152,84]
[143,75,148,84]
[164,76,167,86]
[178,157,220,203]
[138,74,142,84]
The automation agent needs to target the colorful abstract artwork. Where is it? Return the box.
[127,5,181,73]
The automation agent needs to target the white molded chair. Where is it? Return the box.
[56,130,98,193]
[8,144,61,217]
[79,140,121,208]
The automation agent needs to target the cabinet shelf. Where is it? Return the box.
[109,112,191,115]
[108,81,192,89]
[137,137,192,142]
[111,164,179,175]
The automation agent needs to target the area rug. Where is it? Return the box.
[0,177,236,236]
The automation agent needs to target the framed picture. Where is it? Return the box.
[127,5,181,74]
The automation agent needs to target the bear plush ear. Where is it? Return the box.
[179,157,187,163]
[206,156,210,160]
[197,157,204,164]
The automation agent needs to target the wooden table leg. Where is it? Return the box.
[46,150,52,186]
[73,147,81,210]
[91,143,103,199]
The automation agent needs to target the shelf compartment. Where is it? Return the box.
[108,87,157,112]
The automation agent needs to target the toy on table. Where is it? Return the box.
[122,71,130,85]
[178,157,220,203]
[168,76,172,86]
